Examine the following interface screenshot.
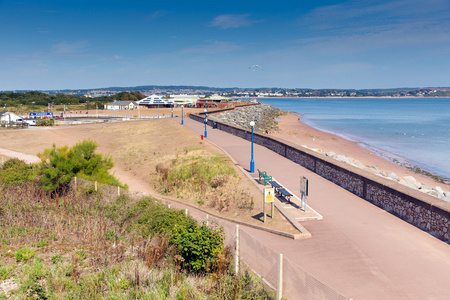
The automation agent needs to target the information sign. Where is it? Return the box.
[264,188,274,203]
[300,176,308,196]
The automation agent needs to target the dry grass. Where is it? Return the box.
[0,180,275,299]
[0,119,298,233]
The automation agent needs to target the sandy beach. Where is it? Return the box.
[272,112,450,193]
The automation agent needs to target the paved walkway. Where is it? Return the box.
[178,117,450,300]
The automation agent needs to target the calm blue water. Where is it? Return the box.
[259,98,450,182]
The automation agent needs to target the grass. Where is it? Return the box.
[155,148,254,212]
[0,180,275,299]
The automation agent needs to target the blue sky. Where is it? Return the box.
[1,0,449,90]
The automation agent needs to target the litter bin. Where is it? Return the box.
[213,121,217,129]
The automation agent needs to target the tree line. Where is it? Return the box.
[0,91,148,109]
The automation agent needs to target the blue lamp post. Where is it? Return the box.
[250,121,255,173]
[181,106,184,125]
[171,105,173,118]
[204,109,207,138]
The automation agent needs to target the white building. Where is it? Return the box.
[137,95,175,107]
[105,101,138,110]
[166,94,200,106]
[0,112,23,124]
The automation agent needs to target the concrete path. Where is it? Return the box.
[177,117,450,300]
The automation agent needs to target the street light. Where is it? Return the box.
[171,104,173,118]
[250,121,255,173]
[181,105,184,125]
[204,109,207,138]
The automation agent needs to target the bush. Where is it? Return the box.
[0,158,37,185]
[38,139,123,193]
[35,118,54,126]
[116,197,224,273]
[15,248,36,263]
[0,265,16,280]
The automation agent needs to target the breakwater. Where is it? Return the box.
[190,108,450,243]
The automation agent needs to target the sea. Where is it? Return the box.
[258,97,450,183]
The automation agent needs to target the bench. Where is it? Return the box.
[257,169,273,185]
[269,180,283,195]
[278,188,293,203]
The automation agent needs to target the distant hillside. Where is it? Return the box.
[2,85,450,98]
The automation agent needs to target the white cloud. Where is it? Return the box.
[209,14,257,29]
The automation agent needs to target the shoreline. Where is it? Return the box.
[271,112,450,197]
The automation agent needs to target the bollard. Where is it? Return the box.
[277,253,283,300]
[185,208,188,215]
[118,186,120,196]
[235,225,240,274]
[201,135,204,140]
[95,181,98,192]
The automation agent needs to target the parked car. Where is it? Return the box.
[24,119,37,126]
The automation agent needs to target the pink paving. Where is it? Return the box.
[177,117,450,300]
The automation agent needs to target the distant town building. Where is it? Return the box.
[137,95,175,107]
[167,94,200,106]
[0,112,23,124]
[105,100,138,110]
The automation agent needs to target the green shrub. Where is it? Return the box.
[0,158,37,185]
[20,258,49,299]
[121,197,224,273]
[35,118,54,126]
[38,139,123,193]
[15,248,36,263]
[51,254,63,265]
[0,265,16,280]
[36,238,49,248]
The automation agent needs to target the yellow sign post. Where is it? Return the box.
[263,188,275,223]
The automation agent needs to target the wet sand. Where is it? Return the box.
[272,112,450,192]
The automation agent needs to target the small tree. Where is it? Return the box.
[38,139,122,193]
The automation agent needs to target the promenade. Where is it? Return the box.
[178,117,450,300]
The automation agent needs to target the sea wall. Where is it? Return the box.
[190,112,450,243]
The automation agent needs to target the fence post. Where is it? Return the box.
[74,176,77,186]
[95,181,98,192]
[185,208,188,216]
[235,224,240,274]
[277,253,283,300]
[117,186,120,196]
[206,214,209,226]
